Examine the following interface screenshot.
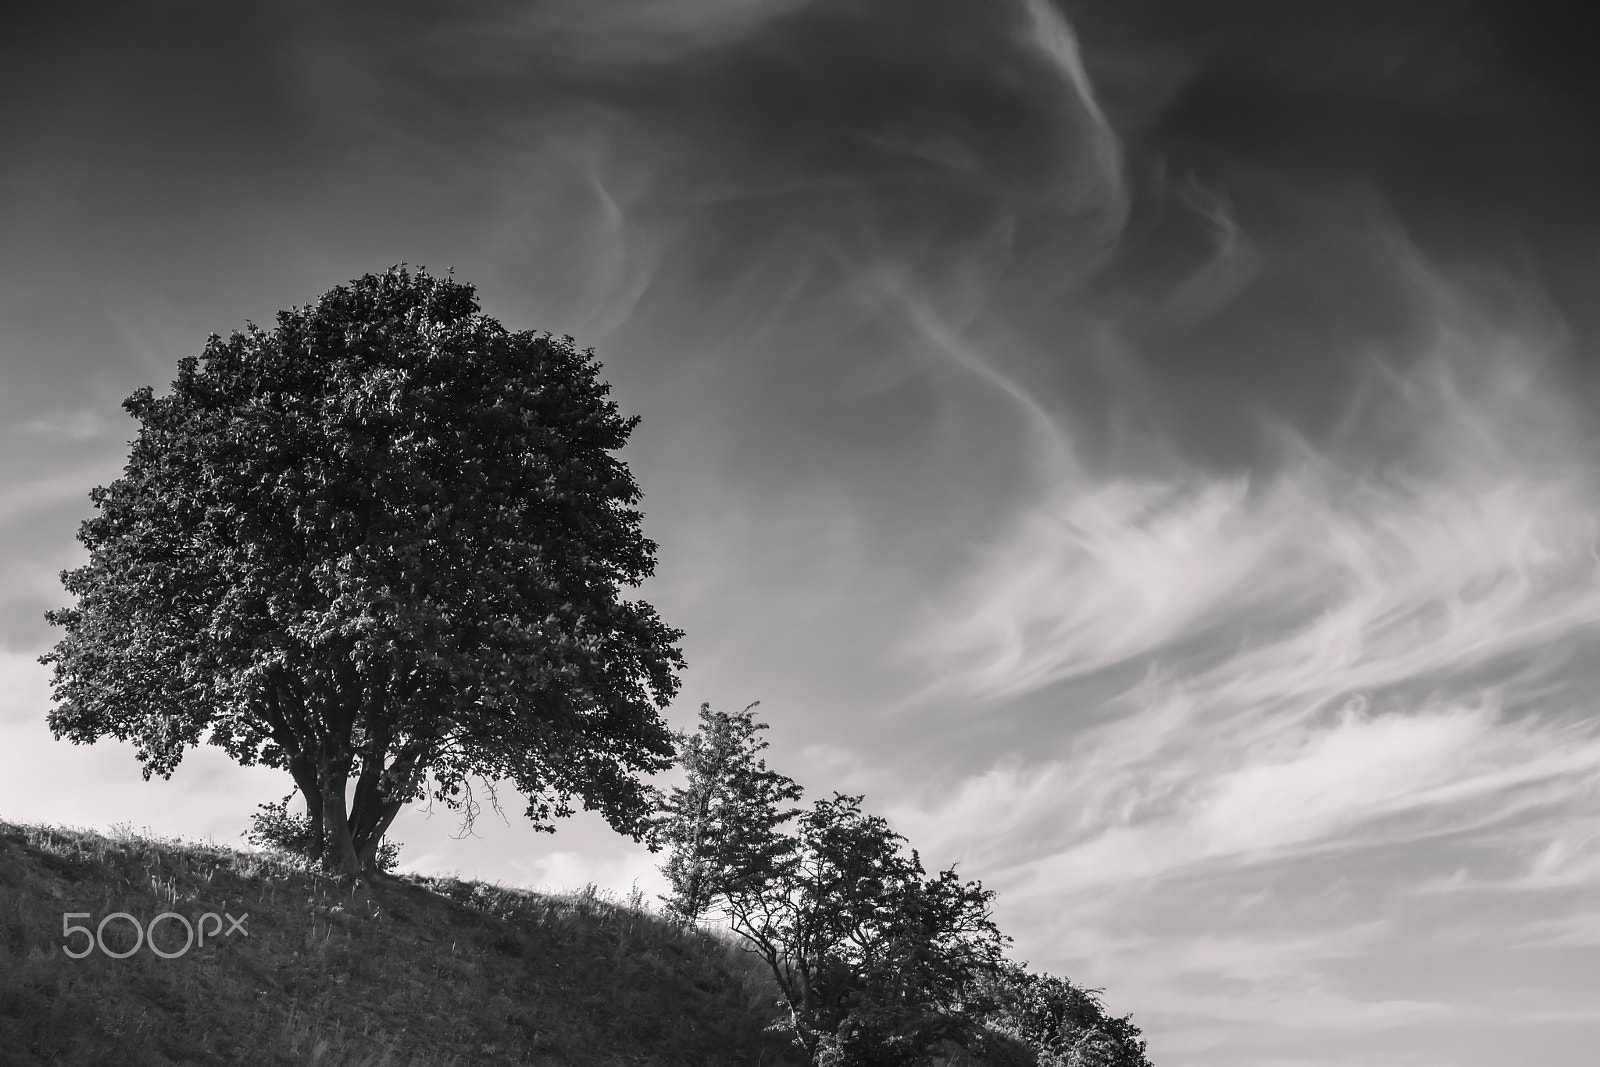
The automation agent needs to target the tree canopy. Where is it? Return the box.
[43,266,684,876]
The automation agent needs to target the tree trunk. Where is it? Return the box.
[318,760,362,878]
[347,740,426,875]
[346,751,386,869]
[287,752,326,864]
[354,799,404,872]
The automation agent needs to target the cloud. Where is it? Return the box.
[907,474,1297,698]
[1198,704,1494,853]
[1019,0,1120,191]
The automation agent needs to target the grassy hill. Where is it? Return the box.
[0,820,807,1066]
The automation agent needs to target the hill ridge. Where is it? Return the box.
[0,819,803,1066]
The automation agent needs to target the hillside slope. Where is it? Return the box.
[0,821,806,1066]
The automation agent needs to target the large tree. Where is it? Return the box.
[43,267,684,877]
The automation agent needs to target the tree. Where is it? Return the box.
[652,701,803,922]
[42,267,684,877]
[653,708,1009,1066]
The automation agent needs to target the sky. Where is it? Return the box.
[3,1,1600,1063]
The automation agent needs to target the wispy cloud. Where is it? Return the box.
[908,323,1600,706]
[1018,0,1121,198]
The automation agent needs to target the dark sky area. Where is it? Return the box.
[3,3,1599,1064]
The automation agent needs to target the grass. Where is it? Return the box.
[0,819,807,1066]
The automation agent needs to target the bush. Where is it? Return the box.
[984,966,1152,1067]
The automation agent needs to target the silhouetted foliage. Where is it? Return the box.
[982,965,1153,1067]
[653,708,1011,1065]
[44,267,684,876]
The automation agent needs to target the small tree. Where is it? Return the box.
[653,701,803,922]
[43,267,684,877]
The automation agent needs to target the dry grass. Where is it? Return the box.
[0,819,805,1066]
